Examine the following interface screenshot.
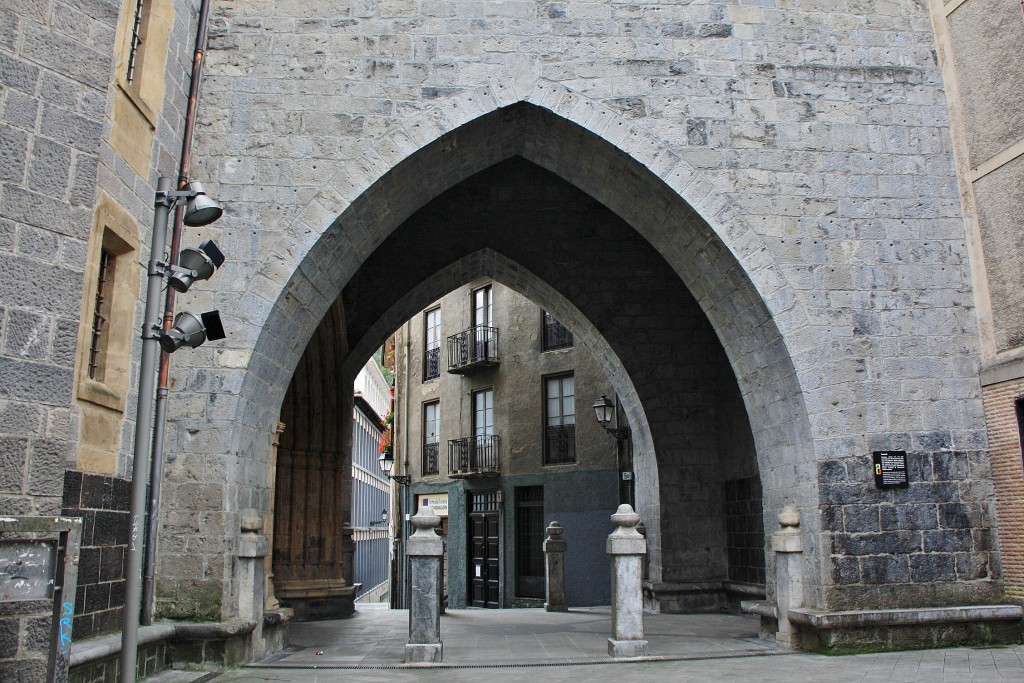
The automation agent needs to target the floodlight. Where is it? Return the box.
[182,181,223,226]
[158,310,226,353]
[168,240,225,293]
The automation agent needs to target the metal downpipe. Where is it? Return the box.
[140,0,214,629]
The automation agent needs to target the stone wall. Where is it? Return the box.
[0,0,117,518]
[61,471,130,639]
[154,0,997,620]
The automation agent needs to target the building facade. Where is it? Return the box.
[394,282,638,608]
[351,357,392,604]
[2,0,1024,677]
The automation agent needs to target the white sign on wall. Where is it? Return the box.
[416,493,449,518]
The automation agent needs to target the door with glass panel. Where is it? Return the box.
[472,285,493,361]
[423,401,439,475]
[424,307,441,380]
[544,374,575,464]
[473,388,495,470]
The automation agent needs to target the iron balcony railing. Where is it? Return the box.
[448,435,500,476]
[543,316,573,351]
[447,325,499,373]
[544,424,576,465]
[424,346,441,380]
[422,441,439,476]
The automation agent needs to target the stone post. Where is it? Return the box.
[606,504,648,658]
[405,504,443,663]
[264,422,285,610]
[543,521,567,612]
[772,505,803,648]
[238,509,269,659]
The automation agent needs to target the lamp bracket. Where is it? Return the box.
[141,322,163,341]
[154,187,202,209]
[167,263,199,277]
[390,475,412,486]
[606,427,631,441]
[148,258,169,277]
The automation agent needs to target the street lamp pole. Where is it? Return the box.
[120,179,224,682]
[121,177,175,682]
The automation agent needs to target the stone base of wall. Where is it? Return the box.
[69,640,168,683]
[643,581,766,613]
[68,610,292,679]
[782,605,1023,653]
[279,594,355,621]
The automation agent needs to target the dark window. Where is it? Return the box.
[87,249,115,381]
[424,307,441,380]
[473,285,493,328]
[515,486,545,598]
[544,374,575,464]
[1016,398,1024,470]
[126,0,147,83]
[542,311,573,351]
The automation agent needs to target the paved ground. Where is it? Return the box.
[203,605,1024,682]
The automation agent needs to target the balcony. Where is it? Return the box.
[448,435,500,477]
[543,314,574,351]
[422,441,439,476]
[424,346,441,380]
[447,325,499,374]
[543,424,576,465]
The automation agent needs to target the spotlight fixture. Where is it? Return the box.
[158,310,226,353]
[124,177,227,683]
[182,181,224,226]
[168,239,225,293]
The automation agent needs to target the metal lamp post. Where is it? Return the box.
[120,178,224,682]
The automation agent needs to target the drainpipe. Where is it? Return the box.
[402,321,412,609]
[141,0,214,626]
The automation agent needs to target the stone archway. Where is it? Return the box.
[239,98,814,608]
[161,84,819,622]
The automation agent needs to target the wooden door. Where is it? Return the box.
[469,491,500,608]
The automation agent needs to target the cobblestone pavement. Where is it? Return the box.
[202,606,1024,682]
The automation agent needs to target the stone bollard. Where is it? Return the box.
[606,504,648,658]
[405,504,444,663]
[772,505,803,648]
[238,509,269,659]
[543,521,567,612]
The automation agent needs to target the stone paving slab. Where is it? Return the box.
[257,607,780,668]
[208,607,1024,681]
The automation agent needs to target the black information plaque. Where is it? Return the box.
[873,450,909,489]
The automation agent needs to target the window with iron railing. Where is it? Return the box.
[422,442,440,476]
[87,249,114,381]
[544,374,576,464]
[423,401,440,475]
[542,311,573,351]
[424,307,441,380]
[544,424,576,465]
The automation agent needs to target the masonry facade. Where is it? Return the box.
[0,0,1021,676]
[929,0,1024,603]
[393,283,628,609]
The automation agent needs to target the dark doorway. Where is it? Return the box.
[515,486,545,599]
[469,490,500,608]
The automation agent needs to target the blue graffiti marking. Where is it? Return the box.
[59,602,73,653]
